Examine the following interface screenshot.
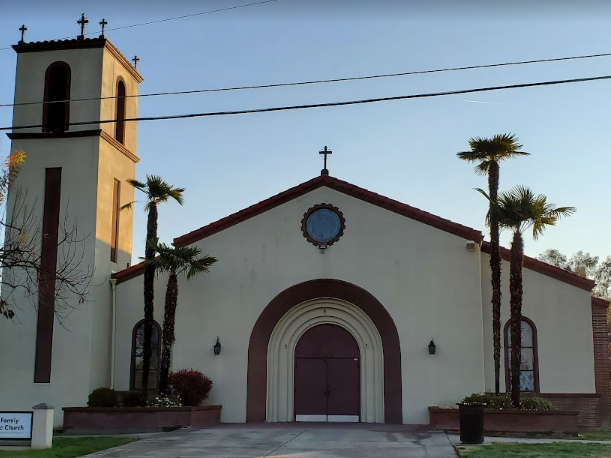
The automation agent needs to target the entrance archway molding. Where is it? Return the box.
[267,298,384,423]
[246,278,403,424]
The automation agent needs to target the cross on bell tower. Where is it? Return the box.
[319,146,332,176]
[77,13,89,40]
[19,25,27,44]
[99,18,107,38]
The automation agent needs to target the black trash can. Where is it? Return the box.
[458,402,485,444]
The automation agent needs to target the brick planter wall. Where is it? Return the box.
[428,407,579,433]
[63,405,222,434]
[538,394,601,428]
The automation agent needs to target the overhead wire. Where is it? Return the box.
[1,51,611,108]
[3,74,610,132]
[0,0,281,52]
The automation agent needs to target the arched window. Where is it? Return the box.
[43,62,71,133]
[115,79,126,144]
[130,319,161,391]
[505,317,539,392]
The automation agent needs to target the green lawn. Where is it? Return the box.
[474,431,611,441]
[0,436,136,458]
[456,442,611,457]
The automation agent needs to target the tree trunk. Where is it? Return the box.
[159,274,178,395]
[509,230,524,408]
[488,161,502,396]
[141,203,158,399]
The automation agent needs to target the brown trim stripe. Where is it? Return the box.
[34,168,62,383]
[8,129,103,140]
[481,241,595,292]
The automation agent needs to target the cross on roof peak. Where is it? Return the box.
[319,146,332,176]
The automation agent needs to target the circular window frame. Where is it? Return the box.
[301,203,345,247]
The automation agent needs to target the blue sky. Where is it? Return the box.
[2,1,610,264]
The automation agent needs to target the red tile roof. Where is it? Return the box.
[592,296,610,308]
[113,175,596,295]
[114,175,482,284]
[173,174,484,247]
[481,241,596,291]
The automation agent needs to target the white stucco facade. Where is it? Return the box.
[0,34,606,429]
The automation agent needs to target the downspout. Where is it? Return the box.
[109,277,117,389]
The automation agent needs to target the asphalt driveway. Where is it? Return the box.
[86,424,456,458]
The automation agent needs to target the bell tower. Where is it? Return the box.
[0,21,143,423]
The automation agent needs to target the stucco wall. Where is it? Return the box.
[481,253,596,394]
[116,186,486,424]
[0,137,100,425]
[13,48,103,133]
[99,47,140,151]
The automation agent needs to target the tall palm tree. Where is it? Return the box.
[123,176,184,397]
[480,186,574,407]
[145,242,217,395]
[457,133,529,395]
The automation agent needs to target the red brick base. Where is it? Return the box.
[538,394,601,428]
[429,407,579,433]
[63,405,221,433]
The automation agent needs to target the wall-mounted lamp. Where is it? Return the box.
[213,337,222,355]
[319,243,328,254]
[428,339,436,355]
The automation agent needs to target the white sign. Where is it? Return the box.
[0,412,32,439]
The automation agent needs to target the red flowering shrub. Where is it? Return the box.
[168,369,213,406]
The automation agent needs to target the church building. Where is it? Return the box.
[0,28,609,428]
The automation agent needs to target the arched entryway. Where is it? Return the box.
[295,324,360,422]
[246,279,403,424]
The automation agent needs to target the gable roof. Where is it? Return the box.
[114,174,482,284]
[173,174,484,247]
[480,241,595,291]
[113,175,594,293]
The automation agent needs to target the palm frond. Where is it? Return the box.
[494,185,574,239]
[459,133,529,170]
[145,241,217,278]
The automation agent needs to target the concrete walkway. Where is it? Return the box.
[85,424,458,458]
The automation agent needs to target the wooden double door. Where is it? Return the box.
[294,324,360,422]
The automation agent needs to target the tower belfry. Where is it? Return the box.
[2,26,143,409]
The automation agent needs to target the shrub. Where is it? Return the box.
[146,395,182,408]
[520,396,556,411]
[462,392,512,409]
[88,387,118,407]
[168,369,213,406]
[121,391,146,407]
[461,392,556,411]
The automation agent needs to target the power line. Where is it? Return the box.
[2,51,611,109]
[0,0,281,52]
[3,74,609,132]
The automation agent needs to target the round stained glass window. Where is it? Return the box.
[301,204,345,247]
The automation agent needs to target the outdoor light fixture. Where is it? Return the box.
[213,337,221,355]
[428,339,436,355]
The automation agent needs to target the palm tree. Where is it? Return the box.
[123,176,184,397]
[145,242,217,394]
[457,133,529,396]
[480,186,574,407]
